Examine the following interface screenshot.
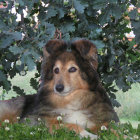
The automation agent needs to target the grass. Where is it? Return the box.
[0,119,81,140]
[115,83,140,121]
[0,119,139,140]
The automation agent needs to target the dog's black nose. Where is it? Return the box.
[55,84,64,92]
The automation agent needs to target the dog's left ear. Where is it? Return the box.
[43,39,66,59]
[73,40,98,70]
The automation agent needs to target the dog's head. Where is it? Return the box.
[41,39,99,96]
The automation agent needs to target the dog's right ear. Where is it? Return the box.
[72,40,98,70]
[43,39,66,58]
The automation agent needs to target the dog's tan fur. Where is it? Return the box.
[0,39,119,139]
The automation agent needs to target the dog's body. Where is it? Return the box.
[0,40,119,139]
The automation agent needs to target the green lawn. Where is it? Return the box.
[114,83,140,127]
[0,119,139,140]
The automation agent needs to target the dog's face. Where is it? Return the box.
[52,52,89,96]
[41,39,99,97]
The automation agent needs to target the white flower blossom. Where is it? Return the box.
[110,120,115,123]
[9,135,13,138]
[117,122,121,126]
[38,128,41,131]
[60,123,64,127]
[17,117,20,120]
[101,125,107,131]
[124,129,129,133]
[38,118,41,121]
[30,132,35,135]
[4,119,9,123]
[133,135,139,139]
[57,116,62,121]
[5,127,10,131]
[60,113,66,116]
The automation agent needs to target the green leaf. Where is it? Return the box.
[129,9,137,20]
[4,61,11,70]
[109,92,116,99]
[89,28,102,39]
[0,36,13,49]
[30,78,39,91]
[109,55,115,66]
[0,70,6,81]
[108,0,118,4]
[5,31,22,41]
[99,4,122,25]
[73,0,88,13]
[0,32,22,49]
[131,20,140,43]
[61,23,75,33]
[9,68,17,79]
[21,54,35,71]
[38,41,46,48]
[0,70,11,90]
[9,45,23,55]
[13,86,25,95]
[19,0,24,6]
[57,8,65,18]
[46,7,57,19]
[91,40,105,49]
[116,77,125,89]
[63,33,70,41]
[26,56,35,71]
[138,2,140,7]
[31,50,40,60]
[46,23,55,38]
[99,7,111,25]
[111,4,122,19]
[110,98,121,107]
[3,80,11,91]
[0,19,7,30]
[92,0,108,10]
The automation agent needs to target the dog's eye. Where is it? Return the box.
[54,67,59,74]
[68,67,77,73]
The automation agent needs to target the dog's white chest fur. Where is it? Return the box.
[64,109,92,128]
[53,103,94,128]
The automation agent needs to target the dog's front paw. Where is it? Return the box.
[80,130,97,140]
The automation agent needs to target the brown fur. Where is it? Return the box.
[0,97,24,124]
[0,39,119,139]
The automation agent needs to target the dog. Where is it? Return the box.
[0,39,119,139]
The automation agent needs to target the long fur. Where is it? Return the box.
[0,39,119,139]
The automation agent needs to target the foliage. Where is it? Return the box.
[0,119,140,140]
[0,0,140,107]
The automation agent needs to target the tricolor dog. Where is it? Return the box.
[0,40,119,139]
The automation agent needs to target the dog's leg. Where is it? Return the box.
[79,129,97,140]
[90,122,127,139]
[90,122,109,134]
[45,117,97,140]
